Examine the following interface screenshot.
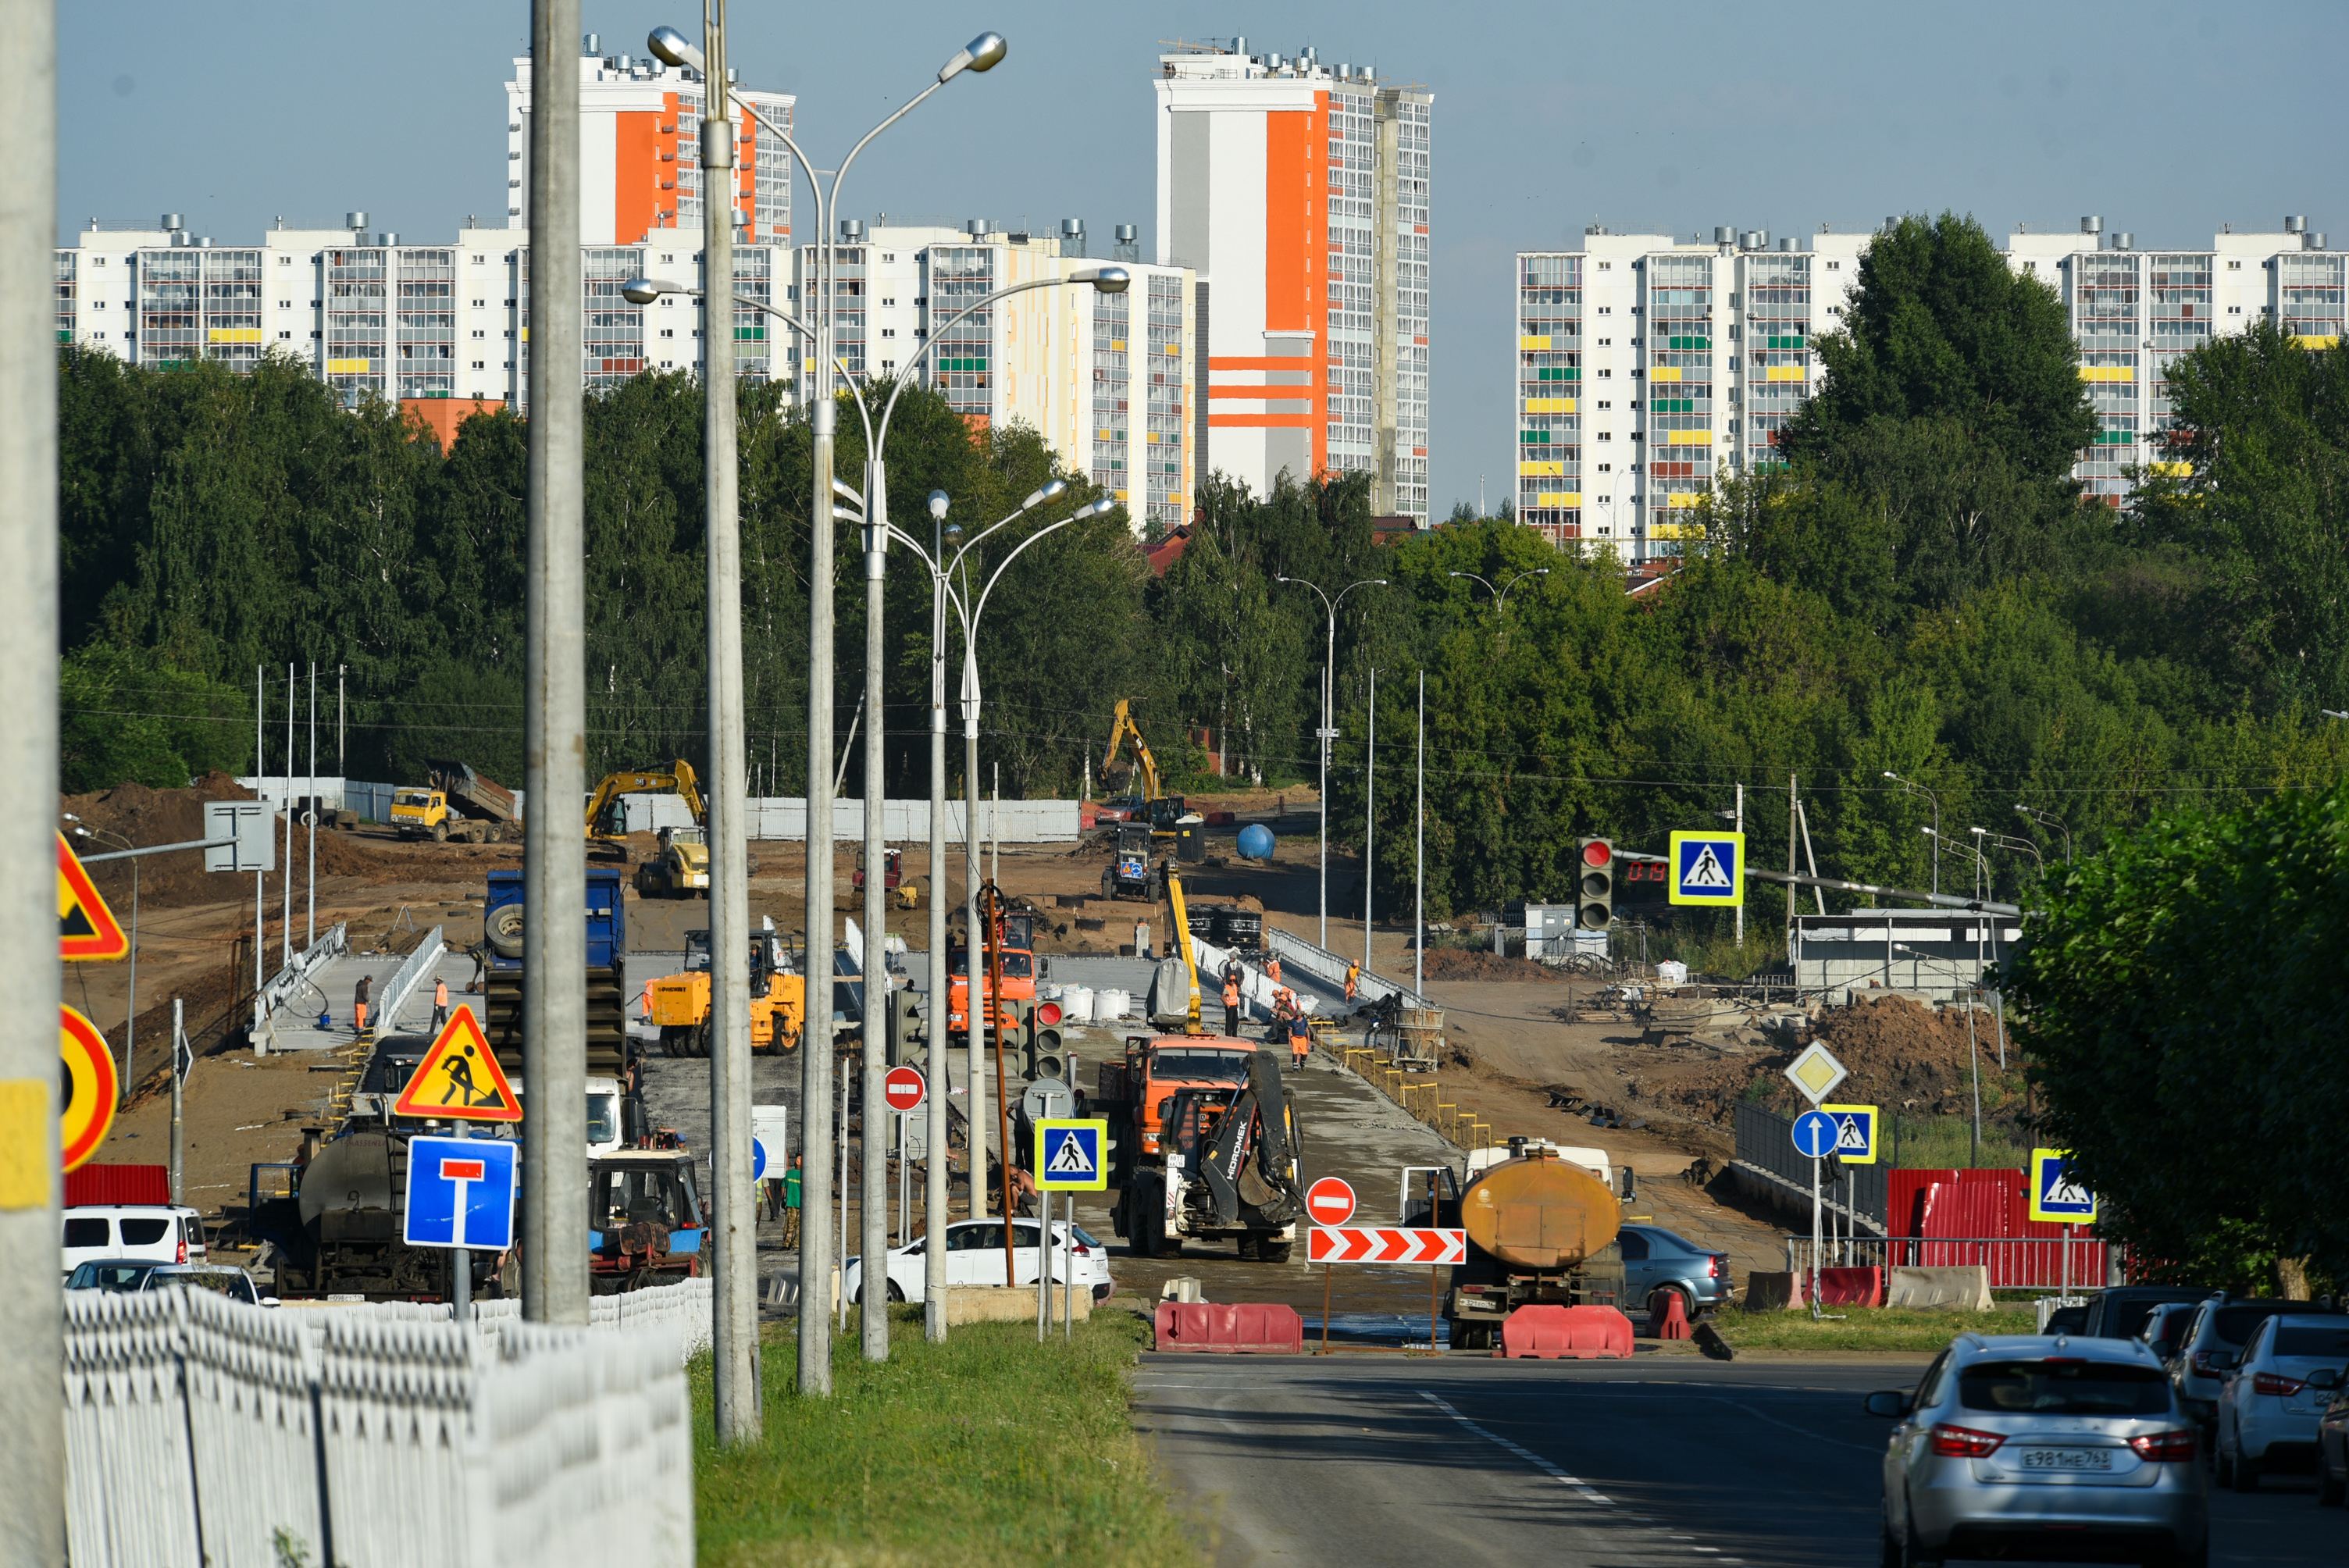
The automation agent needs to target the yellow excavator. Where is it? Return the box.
[1101,699,1183,832]
[584,763,709,884]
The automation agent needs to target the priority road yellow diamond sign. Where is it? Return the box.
[1783,1042,1848,1106]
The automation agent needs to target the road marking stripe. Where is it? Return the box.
[1418,1392,1612,1503]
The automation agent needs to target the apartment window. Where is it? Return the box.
[881,298,895,307]
[880,326,894,338]
[471,330,485,339]
[472,299,486,308]
[1827,261,1840,269]
[660,328,675,338]
[471,359,484,369]
[2227,260,2242,270]
[882,253,895,262]
[277,330,291,340]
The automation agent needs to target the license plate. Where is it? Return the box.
[2020,1448,2112,1470]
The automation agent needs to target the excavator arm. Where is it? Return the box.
[1162,857,1203,1035]
[1102,698,1162,804]
[585,762,710,842]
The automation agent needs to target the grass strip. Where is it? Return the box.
[1713,1304,2039,1352]
[693,1306,1200,1568]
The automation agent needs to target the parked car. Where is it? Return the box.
[843,1217,1114,1306]
[142,1265,269,1306]
[2172,1298,2331,1428]
[2081,1285,2221,1342]
[2044,1302,2091,1336]
[60,1205,206,1278]
[2213,1313,2349,1491]
[2140,1301,2202,1367]
[63,1259,166,1293]
[1864,1335,2206,1568]
[2318,1377,2349,1506]
[1616,1224,1734,1320]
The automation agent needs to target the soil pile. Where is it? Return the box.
[1419,947,1563,984]
[61,773,415,910]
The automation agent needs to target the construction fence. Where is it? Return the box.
[62,1281,710,1568]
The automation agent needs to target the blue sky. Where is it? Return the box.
[62,1,2346,519]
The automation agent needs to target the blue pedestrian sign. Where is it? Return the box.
[1035,1118,1109,1192]
[753,1136,769,1184]
[2029,1148,2098,1224]
[1819,1104,1880,1165]
[1668,831,1745,906]
[403,1135,517,1251]
[1791,1109,1839,1160]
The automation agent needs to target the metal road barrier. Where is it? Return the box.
[1734,1101,1889,1226]
[375,922,447,1034]
[62,1281,709,1567]
[1785,1234,2116,1292]
[1265,927,1431,1011]
[257,920,348,1025]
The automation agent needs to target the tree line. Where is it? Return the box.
[56,212,2348,933]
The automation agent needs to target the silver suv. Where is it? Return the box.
[1866,1335,2208,1568]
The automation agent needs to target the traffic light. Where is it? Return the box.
[1577,838,1614,929]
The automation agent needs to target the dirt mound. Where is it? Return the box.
[1418,947,1563,984]
[62,773,415,910]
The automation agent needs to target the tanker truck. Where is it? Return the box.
[1439,1142,1628,1350]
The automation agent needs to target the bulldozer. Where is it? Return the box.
[584,762,708,864]
[644,924,804,1057]
[854,846,919,910]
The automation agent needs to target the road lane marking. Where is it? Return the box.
[1417,1392,1613,1503]
[1706,1396,1882,1455]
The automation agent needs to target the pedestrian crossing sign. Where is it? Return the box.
[1818,1104,1880,1165]
[2029,1148,2097,1224]
[1035,1118,1108,1192]
[1668,831,1744,906]
[391,1006,521,1122]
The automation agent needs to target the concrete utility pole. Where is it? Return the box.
[307,663,316,946]
[1363,666,1374,975]
[1272,576,1386,950]
[924,490,950,1343]
[522,0,590,1327]
[861,449,890,1363]
[700,0,761,1442]
[1414,671,1425,997]
[0,0,65,1552]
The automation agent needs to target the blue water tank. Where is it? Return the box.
[1236,822,1276,861]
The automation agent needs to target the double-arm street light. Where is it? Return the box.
[644,17,1004,1401]
[1274,576,1388,950]
[1979,829,2044,879]
[1448,568,1549,613]
[2012,804,2072,864]
[1922,826,1990,903]
[1885,771,1941,896]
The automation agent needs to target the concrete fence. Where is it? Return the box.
[62,1281,709,1568]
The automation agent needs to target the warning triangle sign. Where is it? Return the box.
[1684,844,1733,889]
[1045,1128,1096,1174]
[390,1005,522,1122]
[59,832,129,961]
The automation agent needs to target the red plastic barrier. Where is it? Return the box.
[1495,1304,1634,1360]
[65,1164,169,1206]
[1806,1267,1886,1307]
[1153,1301,1305,1354]
[1652,1290,1692,1339]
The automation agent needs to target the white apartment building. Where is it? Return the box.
[1515,216,2339,557]
[1155,39,1431,525]
[504,34,793,248]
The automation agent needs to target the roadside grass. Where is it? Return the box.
[692,1305,1201,1568]
[1713,1303,2039,1353]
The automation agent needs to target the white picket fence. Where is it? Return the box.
[63,1281,711,1568]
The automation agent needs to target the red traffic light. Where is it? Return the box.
[1581,839,1613,868]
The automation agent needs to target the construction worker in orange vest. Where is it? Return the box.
[1285,1003,1313,1071]
[1265,953,1283,989]
[1221,974,1242,1037]
[432,978,451,1032]
[1345,959,1360,1003]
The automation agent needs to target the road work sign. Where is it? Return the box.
[2029,1149,2098,1224]
[59,1006,119,1172]
[1308,1227,1466,1265]
[1667,830,1744,906]
[57,833,128,961]
[1791,1109,1840,1160]
[391,1006,521,1122]
[1782,1041,1848,1105]
[1306,1176,1357,1227]
[403,1135,517,1250]
[1819,1104,1880,1164]
[1035,1118,1108,1192]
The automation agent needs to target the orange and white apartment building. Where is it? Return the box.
[1155,40,1432,527]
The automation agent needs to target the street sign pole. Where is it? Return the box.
[1811,1155,1821,1295]
[453,1245,471,1324]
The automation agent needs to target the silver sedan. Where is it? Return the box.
[1866,1334,2208,1568]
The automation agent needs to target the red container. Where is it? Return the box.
[64,1164,169,1207]
[1153,1302,1305,1354]
[1496,1304,1634,1360]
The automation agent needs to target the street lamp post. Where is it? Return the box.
[2013,804,2071,864]
[1273,576,1388,950]
[647,19,1005,1397]
[1447,567,1549,614]
[1885,772,1941,896]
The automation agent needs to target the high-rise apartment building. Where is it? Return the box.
[1515,217,2333,555]
[1155,39,1431,525]
[505,34,793,248]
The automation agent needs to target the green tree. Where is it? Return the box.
[59,643,251,792]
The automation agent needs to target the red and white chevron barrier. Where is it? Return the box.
[1306,1226,1467,1265]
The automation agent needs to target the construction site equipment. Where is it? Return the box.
[390,761,521,843]
[1440,1145,1627,1350]
[586,1149,707,1295]
[1100,824,1162,903]
[946,907,1037,1042]
[251,1130,505,1302]
[1102,1046,1305,1262]
[1153,1300,1306,1354]
[647,925,805,1057]
[480,866,631,1074]
[583,761,708,862]
[1100,698,1185,830]
[633,825,711,899]
[855,847,918,909]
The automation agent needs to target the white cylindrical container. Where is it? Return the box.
[1097,987,1128,1021]
[1064,986,1095,1023]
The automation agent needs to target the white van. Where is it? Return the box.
[1465,1139,1613,1188]
[61,1205,208,1278]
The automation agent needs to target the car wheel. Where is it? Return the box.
[886,1281,904,1303]
[1900,1513,1941,1568]
[1649,1285,1692,1330]
[1260,1241,1292,1263]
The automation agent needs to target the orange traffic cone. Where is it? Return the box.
[1654,1290,1692,1340]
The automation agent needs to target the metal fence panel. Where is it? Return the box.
[1734,1101,1888,1227]
[179,1286,329,1568]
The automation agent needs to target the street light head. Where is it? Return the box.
[944,522,964,540]
[1020,479,1068,511]
[646,25,705,73]
[622,276,689,305]
[1070,265,1131,294]
[1883,770,1900,781]
[1274,576,1294,584]
[61,812,77,822]
[928,490,950,521]
[1446,571,1468,579]
[939,30,1008,82]
[1371,579,1388,586]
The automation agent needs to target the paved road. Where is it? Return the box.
[1135,1356,2334,1568]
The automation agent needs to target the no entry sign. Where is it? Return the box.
[1305,1176,1356,1227]
[883,1066,926,1114]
